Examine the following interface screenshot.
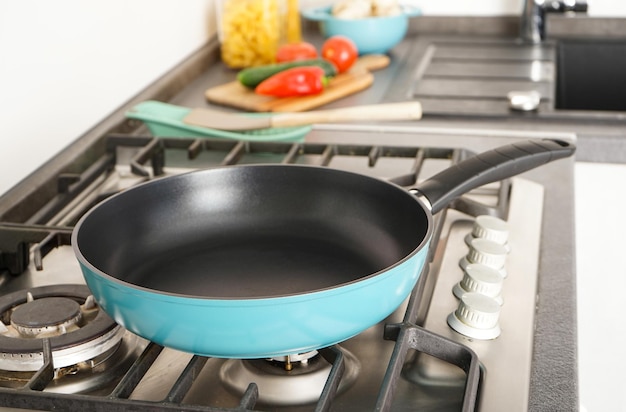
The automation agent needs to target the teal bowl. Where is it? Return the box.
[302,5,420,54]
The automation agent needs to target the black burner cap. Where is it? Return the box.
[11,297,81,329]
[0,285,117,353]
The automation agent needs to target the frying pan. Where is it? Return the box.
[72,139,575,358]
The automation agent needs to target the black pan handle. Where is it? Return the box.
[413,139,575,214]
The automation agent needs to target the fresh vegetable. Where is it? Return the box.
[276,42,318,62]
[321,35,358,73]
[332,0,402,18]
[237,59,337,88]
[255,66,327,97]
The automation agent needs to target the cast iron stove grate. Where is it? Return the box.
[0,135,514,411]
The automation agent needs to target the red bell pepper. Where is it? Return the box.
[255,66,327,97]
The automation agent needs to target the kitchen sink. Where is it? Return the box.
[402,37,626,120]
[403,39,557,117]
[555,38,626,112]
[410,41,555,101]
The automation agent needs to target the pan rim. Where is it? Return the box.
[72,164,434,302]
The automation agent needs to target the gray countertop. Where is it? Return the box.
[163,20,626,163]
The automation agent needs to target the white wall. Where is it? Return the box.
[418,0,626,16]
[300,0,524,15]
[575,162,626,412]
[0,0,215,194]
[1,0,625,194]
[303,0,626,16]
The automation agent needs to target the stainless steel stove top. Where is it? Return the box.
[0,125,576,411]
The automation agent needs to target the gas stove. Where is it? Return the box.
[0,125,577,411]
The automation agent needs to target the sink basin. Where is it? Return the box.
[555,39,626,112]
[400,37,626,120]
[408,41,555,109]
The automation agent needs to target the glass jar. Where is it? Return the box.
[216,0,301,68]
[285,0,301,44]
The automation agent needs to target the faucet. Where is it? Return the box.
[520,0,588,43]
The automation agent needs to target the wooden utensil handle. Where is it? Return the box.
[270,102,422,127]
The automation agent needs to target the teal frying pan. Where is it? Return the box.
[72,139,574,358]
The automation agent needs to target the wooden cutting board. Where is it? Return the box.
[204,54,390,112]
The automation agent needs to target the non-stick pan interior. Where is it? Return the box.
[75,165,430,298]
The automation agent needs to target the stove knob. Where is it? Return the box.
[453,263,504,305]
[465,215,510,248]
[460,238,508,277]
[447,292,501,340]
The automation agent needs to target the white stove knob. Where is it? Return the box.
[460,238,508,277]
[447,292,501,340]
[466,215,510,247]
[453,263,504,305]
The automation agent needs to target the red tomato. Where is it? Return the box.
[276,42,318,63]
[321,35,358,73]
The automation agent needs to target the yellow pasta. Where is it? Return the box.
[219,0,282,68]
[285,0,301,43]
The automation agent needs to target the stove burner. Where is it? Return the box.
[220,347,360,405]
[0,285,124,372]
[269,350,319,371]
[11,297,82,337]
[0,331,147,395]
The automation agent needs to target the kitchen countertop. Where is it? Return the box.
[156,18,626,163]
[7,16,622,171]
